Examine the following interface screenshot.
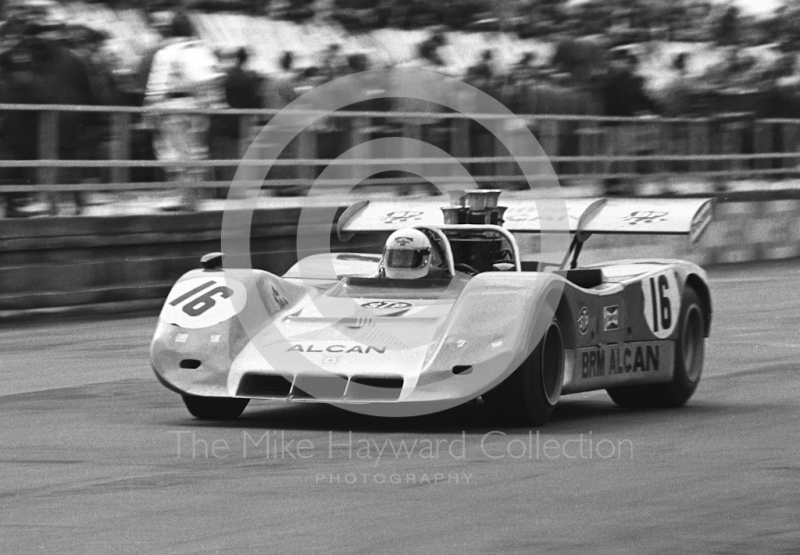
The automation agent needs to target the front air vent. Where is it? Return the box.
[291,375,348,400]
[179,359,202,369]
[452,365,473,375]
[346,376,404,401]
[236,374,293,398]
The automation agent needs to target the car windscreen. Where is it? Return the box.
[326,277,466,300]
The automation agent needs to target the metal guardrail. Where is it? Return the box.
[0,103,798,196]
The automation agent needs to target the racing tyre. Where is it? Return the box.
[182,395,250,420]
[483,319,565,427]
[607,286,705,408]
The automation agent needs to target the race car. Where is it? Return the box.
[150,191,713,426]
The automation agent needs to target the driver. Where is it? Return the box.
[381,229,438,279]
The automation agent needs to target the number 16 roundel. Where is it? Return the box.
[641,270,680,339]
[160,277,247,329]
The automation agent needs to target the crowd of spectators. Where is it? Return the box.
[5,0,800,214]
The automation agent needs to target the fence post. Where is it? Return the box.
[537,117,559,158]
[781,122,800,172]
[450,117,470,186]
[753,121,773,173]
[689,120,709,174]
[577,120,601,179]
[450,117,470,159]
[402,120,423,194]
[348,116,370,191]
[296,128,317,190]
[238,114,256,157]
[37,110,58,215]
[110,112,131,185]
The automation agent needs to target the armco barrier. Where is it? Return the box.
[0,206,381,316]
[1,199,798,318]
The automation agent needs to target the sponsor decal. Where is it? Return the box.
[579,342,664,379]
[161,277,247,329]
[642,271,680,339]
[603,305,619,331]
[381,211,424,224]
[287,344,387,354]
[393,236,413,246]
[456,339,467,349]
[577,307,590,335]
[361,301,412,310]
[623,211,668,225]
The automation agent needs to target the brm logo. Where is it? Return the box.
[361,301,412,310]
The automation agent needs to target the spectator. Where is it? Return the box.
[145,11,224,211]
[225,47,263,109]
[466,49,496,82]
[656,52,697,116]
[212,46,263,183]
[320,43,347,81]
[510,51,537,84]
[599,51,658,194]
[264,50,298,109]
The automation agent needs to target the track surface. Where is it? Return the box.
[2,260,800,555]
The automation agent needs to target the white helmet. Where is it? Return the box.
[382,228,432,280]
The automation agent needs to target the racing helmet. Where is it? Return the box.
[382,228,432,280]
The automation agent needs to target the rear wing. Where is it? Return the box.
[337,197,714,244]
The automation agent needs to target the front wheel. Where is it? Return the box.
[607,285,706,408]
[483,319,565,426]
[182,395,250,420]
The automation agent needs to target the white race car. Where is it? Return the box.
[151,192,713,426]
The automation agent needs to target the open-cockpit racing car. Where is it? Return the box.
[151,191,714,426]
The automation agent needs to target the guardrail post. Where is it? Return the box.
[37,110,58,215]
[110,112,131,185]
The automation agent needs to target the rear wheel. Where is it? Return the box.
[182,395,250,420]
[483,319,565,426]
[607,286,705,408]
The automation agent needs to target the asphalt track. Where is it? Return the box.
[2,260,799,555]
